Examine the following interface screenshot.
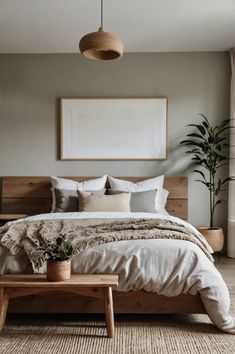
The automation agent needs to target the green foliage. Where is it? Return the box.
[32,234,77,271]
[180,114,230,228]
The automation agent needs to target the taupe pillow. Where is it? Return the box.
[54,188,106,213]
[78,191,131,212]
[107,189,157,213]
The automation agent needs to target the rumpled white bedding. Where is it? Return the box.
[0,211,234,334]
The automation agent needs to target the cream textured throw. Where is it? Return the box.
[0,218,213,263]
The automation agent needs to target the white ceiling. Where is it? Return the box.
[0,0,235,53]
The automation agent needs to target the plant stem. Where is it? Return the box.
[210,171,213,228]
[212,172,215,228]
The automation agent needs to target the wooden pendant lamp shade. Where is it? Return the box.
[79,27,123,60]
[79,0,124,61]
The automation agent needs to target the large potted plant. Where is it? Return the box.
[180,114,230,252]
[33,234,77,282]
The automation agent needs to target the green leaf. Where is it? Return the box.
[187,133,205,140]
[187,123,206,136]
[195,180,210,187]
[180,140,204,148]
[194,169,207,180]
[222,118,230,124]
[215,136,227,144]
[221,177,230,186]
[202,120,209,129]
[187,124,200,128]
[197,125,206,136]
[213,200,222,211]
[217,126,231,135]
[56,236,63,246]
[191,148,202,153]
[198,113,210,124]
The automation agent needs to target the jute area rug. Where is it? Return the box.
[0,285,235,354]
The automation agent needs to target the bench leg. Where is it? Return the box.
[0,288,8,331]
[104,287,114,338]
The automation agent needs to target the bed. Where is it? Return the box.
[0,176,234,334]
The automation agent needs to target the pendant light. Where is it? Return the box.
[79,0,124,61]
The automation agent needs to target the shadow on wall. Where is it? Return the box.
[151,142,194,177]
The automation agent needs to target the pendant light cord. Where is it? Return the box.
[101,0,104,29]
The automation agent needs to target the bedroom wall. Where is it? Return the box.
[0,52,230,230]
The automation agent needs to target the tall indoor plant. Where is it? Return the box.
[180,114,230,251]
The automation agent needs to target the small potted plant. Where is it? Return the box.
[180,114,230,252]
[32,234,77,282]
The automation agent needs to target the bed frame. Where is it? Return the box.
[0,176,206,314]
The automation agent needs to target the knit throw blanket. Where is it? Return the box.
[0,218,214,264]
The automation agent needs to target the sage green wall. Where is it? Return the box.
[0,53,230,228]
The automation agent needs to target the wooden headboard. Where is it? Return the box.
[1,176,188,219]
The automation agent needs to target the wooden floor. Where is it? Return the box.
[215,256,235,283]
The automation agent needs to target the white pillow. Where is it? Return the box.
[108,175,167,213]
[51,175,107,212]
[155,188,169,214]
[108,175,164,192]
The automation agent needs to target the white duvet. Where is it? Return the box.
[0,211,234,334]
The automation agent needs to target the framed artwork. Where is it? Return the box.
[60,97,167,160]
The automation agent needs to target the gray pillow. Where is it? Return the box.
[54,188,106,213]
[107,189,157,213]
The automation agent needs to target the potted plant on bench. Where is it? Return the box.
[33,234,77,281]
[180,114,230,252]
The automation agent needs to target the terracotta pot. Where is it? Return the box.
[47,260,71,282]
[198,227,224,252]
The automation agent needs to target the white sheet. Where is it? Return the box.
[0,211,234,334]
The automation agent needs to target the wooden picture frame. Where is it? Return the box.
[60,97,168,160]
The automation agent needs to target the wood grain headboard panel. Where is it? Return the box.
[1,176,188,219]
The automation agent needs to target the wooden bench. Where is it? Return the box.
[0,274,119,338]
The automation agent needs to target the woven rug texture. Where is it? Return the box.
[0,285,234,354]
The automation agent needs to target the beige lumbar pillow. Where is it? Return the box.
[78,191,131,212]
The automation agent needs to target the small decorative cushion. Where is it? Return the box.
[51,175,107,212]
[78,191,131,212]
[54,188,78,213]
[107,189,157,213]
[54,188,106,213]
